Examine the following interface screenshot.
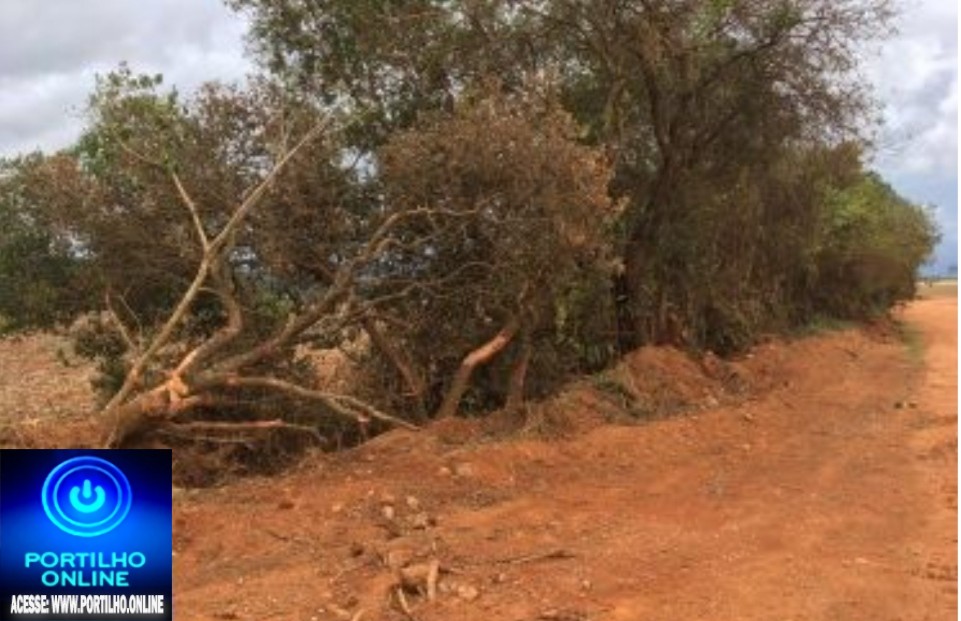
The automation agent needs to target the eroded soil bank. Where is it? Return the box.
[169,290,956,620]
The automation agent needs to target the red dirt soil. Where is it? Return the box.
[168,293,957,620]
[0,291,955,620]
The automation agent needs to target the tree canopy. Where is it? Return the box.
[0,0,936,448]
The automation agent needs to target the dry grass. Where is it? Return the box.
[917,279,958,300]
[0,332,99,446]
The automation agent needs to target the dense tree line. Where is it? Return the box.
[0,0,937,447]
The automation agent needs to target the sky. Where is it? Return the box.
[867,0,958,274]
[0,0,957,273]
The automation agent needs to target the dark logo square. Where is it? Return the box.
[0,450,172,620]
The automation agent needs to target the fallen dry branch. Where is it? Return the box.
[206,376,419,431]
[500,548,577,565]
[165,419,325,445]
[393,586,420,621]
[462,547,576,567]
[328,556,376,586]
[397,559,440,601]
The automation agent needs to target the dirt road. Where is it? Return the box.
[171,292,957,620]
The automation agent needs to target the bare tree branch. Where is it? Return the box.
[362,317,426,402]
[162,419,325,444]
[104,291,140,353]
[202,375,419,431]
[505,330,532,412]
[172,266,244,379]
[435,314,522,419]
[208,205,480,375]
[172,171,210,251]
[101,121,326,426]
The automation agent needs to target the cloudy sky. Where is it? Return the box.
[0,0,956,272]
[868,0,958,273]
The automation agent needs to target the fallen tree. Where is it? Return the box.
[99,121,422,445]
[1,73,616,447]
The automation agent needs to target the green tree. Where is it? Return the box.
[0,154,93,330]
[229,0,899,350]
[814,172,939,316]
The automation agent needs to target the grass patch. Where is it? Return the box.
[915,279,958,300]
[792,316,855,338]
[899,322,925,367]
[589,372,655,421]
[591,375,635,406]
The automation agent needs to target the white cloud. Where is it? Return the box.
[0,0,251,157]
[865,0,958,272]
[868,0,958,176]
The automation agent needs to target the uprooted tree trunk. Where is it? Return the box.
[97,123,518,447]
[98,123,421,447]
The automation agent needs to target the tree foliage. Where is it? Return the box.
[228,0,907,351]
[814,171,939,316]
[0,0,937,449]
[0,69,619,445]
[0,155,94,330]
[376,83,620,413]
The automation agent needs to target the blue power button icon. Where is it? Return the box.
[41,456,132,537]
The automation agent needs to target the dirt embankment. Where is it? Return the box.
[0,289,955,620]
[168,294,955,620]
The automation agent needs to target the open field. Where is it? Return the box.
[0,293,956,619]
[918,279,958,300]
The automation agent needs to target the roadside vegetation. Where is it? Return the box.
[0,0,937,450]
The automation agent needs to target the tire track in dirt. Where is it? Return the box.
[899,292,958,616]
